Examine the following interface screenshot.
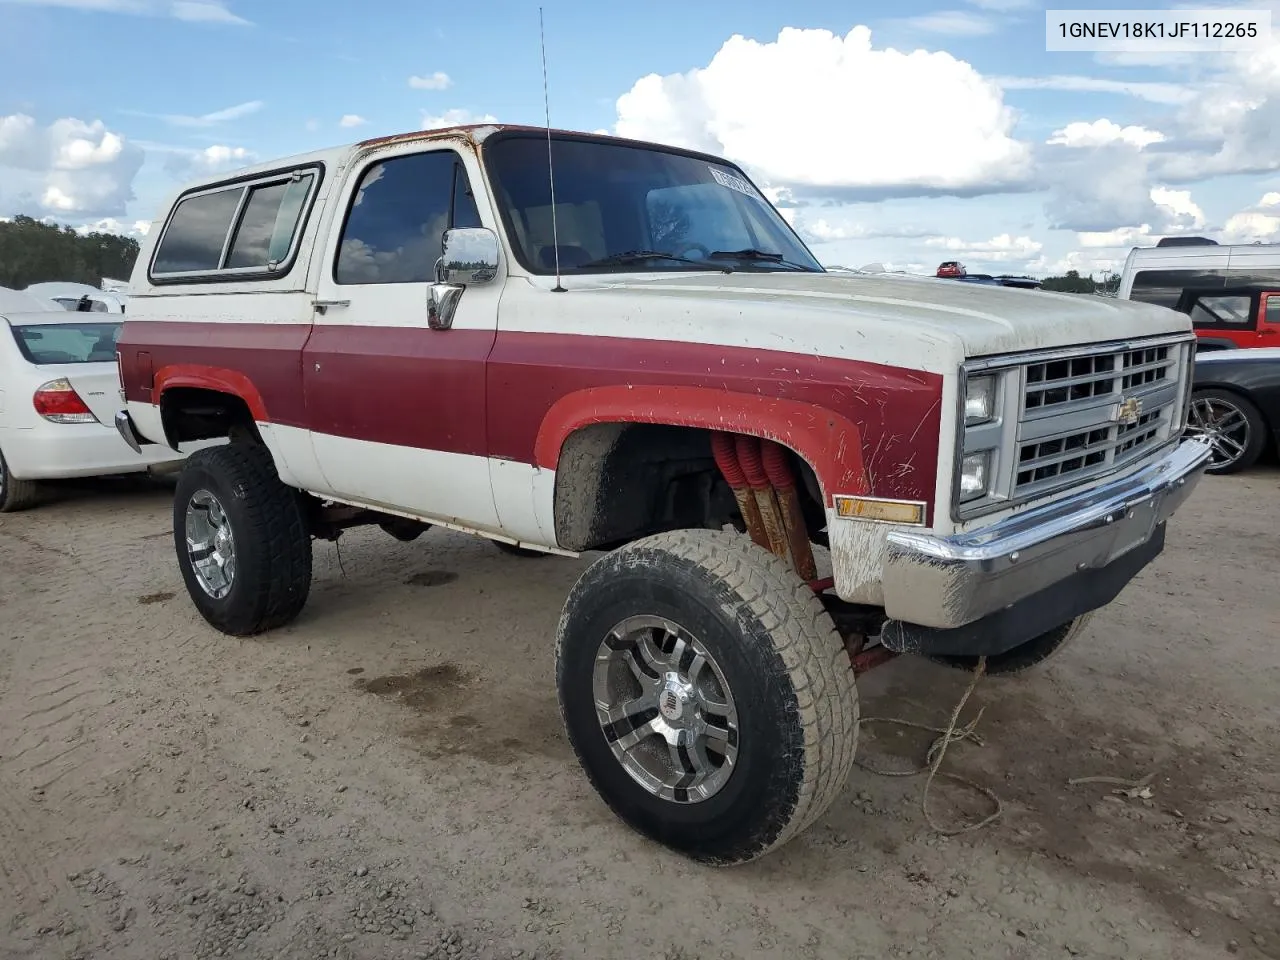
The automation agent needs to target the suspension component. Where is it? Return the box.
[710,432,771,551]
[734,434,791,563]
[760,440,818,582]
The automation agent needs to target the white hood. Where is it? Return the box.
[509,271,1187,376]
[509,271,1191,375]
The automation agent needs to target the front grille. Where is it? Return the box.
[1012,341,1182,498]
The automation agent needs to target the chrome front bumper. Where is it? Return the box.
[881,436,1212,635]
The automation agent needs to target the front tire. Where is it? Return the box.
[0,449,40,513]
[173,442,312,636]
[556,529,859,864]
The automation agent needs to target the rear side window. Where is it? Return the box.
[226,176,316,268]
[10,322,121,364]
[334,151,481,285]
[153,188,244,273]
[1188,294,1252,328]
[150,167,320,281]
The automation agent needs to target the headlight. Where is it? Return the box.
[959,451,990,501]
[964,375,995,424]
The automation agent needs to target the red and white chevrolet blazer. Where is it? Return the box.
[114,124,1213,864]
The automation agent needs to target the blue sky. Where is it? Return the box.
[3,0,1280,277]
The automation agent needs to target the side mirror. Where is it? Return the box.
[437,227,499,285]
[429,227,499,331]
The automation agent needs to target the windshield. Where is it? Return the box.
[10,321,121,365]
[482,134,823,275]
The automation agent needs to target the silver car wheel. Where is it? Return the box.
[592,614,740,803]
[1186,395,1252,470]
[185,489,237,599]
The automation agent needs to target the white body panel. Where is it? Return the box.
[0,312,186,480]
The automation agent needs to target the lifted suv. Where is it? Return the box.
[115,124,1212,864]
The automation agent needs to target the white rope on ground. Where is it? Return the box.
[855,655,1003,836]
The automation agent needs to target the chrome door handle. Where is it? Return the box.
[314,299,350,315]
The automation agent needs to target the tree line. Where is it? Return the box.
[1039,269,1121,296]
[0,216,140,290]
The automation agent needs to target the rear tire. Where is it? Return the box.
[928,613,1094,676]
[173,442,312,636]
[0,449,41,513]
[556,529,859,864]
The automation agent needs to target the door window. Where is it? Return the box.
[334,151,481,285]
[1187,293,1253,329]
[1264,294,1280,327]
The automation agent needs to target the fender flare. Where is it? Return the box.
[154,364,269,422]
[533,384,870,503]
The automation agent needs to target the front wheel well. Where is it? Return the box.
[159,387,262,447]
[551,422,827,553]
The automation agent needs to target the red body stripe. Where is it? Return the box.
[118,321,944,510]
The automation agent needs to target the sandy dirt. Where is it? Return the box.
[1,465,1278,960]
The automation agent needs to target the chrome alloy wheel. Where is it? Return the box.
[592,615,740,803]
[1186,395,1252,470]
[185,489,237,599]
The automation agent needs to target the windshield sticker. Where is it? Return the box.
[709,166,760,200]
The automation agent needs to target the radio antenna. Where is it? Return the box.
[539,6,565,293]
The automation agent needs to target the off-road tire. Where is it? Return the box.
[173,442,312,636]
[555,528,859,864]
[0,449,41,513]
[493,540,547,558]
[928,612,1095,676]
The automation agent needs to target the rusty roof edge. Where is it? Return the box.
[355,123,717,157]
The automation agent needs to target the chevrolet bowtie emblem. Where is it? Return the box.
[1116,396,1143,426]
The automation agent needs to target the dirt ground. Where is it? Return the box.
[1,465,1277,960]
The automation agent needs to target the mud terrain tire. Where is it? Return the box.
[173,442,312,636]
[556,529,859,864]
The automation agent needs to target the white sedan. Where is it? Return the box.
[0,307,187,511]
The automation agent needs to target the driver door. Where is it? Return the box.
[302,143,503,530]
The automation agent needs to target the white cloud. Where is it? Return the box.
[0,0,249,23]
[153,142,256,180]
[197,144,250,169]
[74,217,151,237]
[1149,186,1204,229]
[1047,119,1166,149]
[170,1,245,23]
[1028,250,1125,277]
[614,26,1031,200]
[924,233,1043,261]
[148,100,261,128]
[895,11,998,35]
[420,109,497,130]
[1222,191,1280,244]
[1076,225,1155,249]
[409,72,452,91]
[994,74,1194,105]
[339,114,368,128]
[0,114,143,217]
